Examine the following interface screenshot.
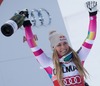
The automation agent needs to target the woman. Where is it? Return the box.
[23,1,97,86]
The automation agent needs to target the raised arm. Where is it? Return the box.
[78,1,97,62]
[23,20,52,68]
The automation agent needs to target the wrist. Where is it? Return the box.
[23,20,32,27]
[89,11,97,16]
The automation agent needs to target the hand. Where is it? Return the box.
[19,9,29,18]
[86,1,97,13]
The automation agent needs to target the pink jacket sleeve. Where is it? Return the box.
[78,15,97,63]
[24,26,53,68]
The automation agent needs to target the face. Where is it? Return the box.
[55,41,70,57]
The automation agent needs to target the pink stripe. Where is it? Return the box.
[82,42,92,49]
[44,67,52,74]
[33,49,43,56]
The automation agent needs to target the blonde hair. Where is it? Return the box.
[52,47,89,86]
